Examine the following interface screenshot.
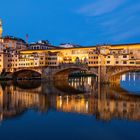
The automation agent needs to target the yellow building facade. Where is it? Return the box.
[0,40,140,74]
[88,44,140,67]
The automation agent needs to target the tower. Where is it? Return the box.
[0,19,3,37]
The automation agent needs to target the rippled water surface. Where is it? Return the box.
[0,72,140,140]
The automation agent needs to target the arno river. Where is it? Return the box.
[0,73,140,140]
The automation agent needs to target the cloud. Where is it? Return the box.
[77,0,126,16]
[74,0,140,44]
[111,28,140,42]
[100,3,140,41]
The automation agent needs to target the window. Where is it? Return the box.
[116,61,119,64]
[123,55,127,58]
[123,61,127,64]
[130,62,135,64]
[107,61,110,64]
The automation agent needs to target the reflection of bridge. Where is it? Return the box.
[10,64,140,84]
[106,66,140,84]
[0,80,140,122]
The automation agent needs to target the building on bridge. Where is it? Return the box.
[0,43,140,82]
[88,44,140,67]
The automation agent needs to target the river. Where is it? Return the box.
[0,72,139,140]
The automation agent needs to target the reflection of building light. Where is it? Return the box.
[67,96,69,105]
[133,73,136,81]
[86,101,88,112]
[0,114,3,122]
[122,74,126,81]
[129,73,131,81]
[74,82,76,88]
[59,96,62,107]
[87,77,91,85]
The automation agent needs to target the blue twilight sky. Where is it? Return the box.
[0,0,140,46]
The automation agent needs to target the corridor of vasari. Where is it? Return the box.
[1,1,140,140]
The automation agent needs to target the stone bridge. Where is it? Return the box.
[11,64,140,84]
[43,64,98,81]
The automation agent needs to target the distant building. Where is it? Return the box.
[1,36,26,50]
[29,40,57,50]
[59,43,81,48]
[0,48,19,73]
[0,36,26,73]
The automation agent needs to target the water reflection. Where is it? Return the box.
[121,72,140,94]
[0,73,140,122]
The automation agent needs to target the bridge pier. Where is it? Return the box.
[13,65,139,85]
[42,71,69,82]
[98,66,122,84]
[98,66,109,84]
[109,75,121,85]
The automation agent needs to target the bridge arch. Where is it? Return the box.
[13,69,42,79]
[108,66,140,83]
[53,66,97,80]
[53,67,88,81]
[44,64,98,81]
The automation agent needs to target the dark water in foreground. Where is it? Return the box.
[0,72,140,140]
